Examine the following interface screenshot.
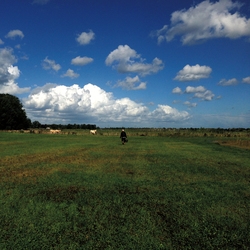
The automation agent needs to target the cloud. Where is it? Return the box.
[0,81,30,95]
[184,86,207,93]
[150,105,190,122]
[61,69,80,79]
[22,83,190,126]
[174,64,212,82]
[152,0,250,45]
[172,84,215,102]
[0,48,16,85]
[193,90,215,101]
[0,48,30,94]
[150,25,169,45]
[42,57,61,72]
[0,39,4,45]
[113,75,147,90]
[30,83,58,95]
[21,55,29,60]
[172,87,182,94]
[172,100,182,104]
[5,30,24,39]
[71,56,93,66]
[173,86,207,94]
[242,76,250,84]
[76,30,95,45]
[216,95,223,100]
[146,102,155,106]
[105,45,164,77]
[183,101,198,108]
[217,78,239,86]
[105,45,140,65]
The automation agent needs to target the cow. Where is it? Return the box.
[50,129,61,134]
[90,130,97,135]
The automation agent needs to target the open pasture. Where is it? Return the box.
[0,132,250,249]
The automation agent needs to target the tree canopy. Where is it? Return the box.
[0,94,31,130]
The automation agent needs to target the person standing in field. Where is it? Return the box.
[120,129,127,145]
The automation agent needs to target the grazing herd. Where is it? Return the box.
[50,129,61,134]
[49,129,97,135]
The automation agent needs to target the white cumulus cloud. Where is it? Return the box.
[30,83,58,95]
[61,69,80,79]
[242,76,250,84]
[193,90,215,101]
[71,56,93,66]
[5,30,24,39]
[152,0,250,45]
[76,30,95,45]
[0,39,4,45]
[184,86,207,93]
[172,84,216,103]
[174,64,212,82]
[0,81,30,95]
[183,101,198,108]
[0,48,16,85]
[42,57,61,72]
[105,45,164,77]
[105,45,140,66]
[150,105,190,122]
[0,47,30,94]
[113,75,147,90]
[22,83,190,126]
[217,78,239,86]
[172,87,182,94]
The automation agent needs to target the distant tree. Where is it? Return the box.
[32,120,41,128]
[87,124,96,129]
[80,124,87,129]
[27,118,32,128]
[0,94,30,130]
[50,124,58,129]
[67,124,73,129]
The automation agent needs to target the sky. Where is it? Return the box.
[0,0,250,128]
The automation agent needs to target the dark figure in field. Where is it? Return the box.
[120,129,127,145]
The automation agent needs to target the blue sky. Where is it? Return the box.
[1,0,250,128]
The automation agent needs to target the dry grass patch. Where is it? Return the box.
[215,140,250,150]
[0,147,96,182]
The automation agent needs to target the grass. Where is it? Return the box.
[216,139,250,150]
[0,132,250,249]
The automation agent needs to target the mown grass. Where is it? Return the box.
[0,132,250,249]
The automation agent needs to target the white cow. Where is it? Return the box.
[50,129,61,134]
[90,130,97,135]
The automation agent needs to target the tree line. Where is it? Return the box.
[0,94,97,130]
[31,121,97,130]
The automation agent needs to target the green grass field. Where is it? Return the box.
[0,132,250,249]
